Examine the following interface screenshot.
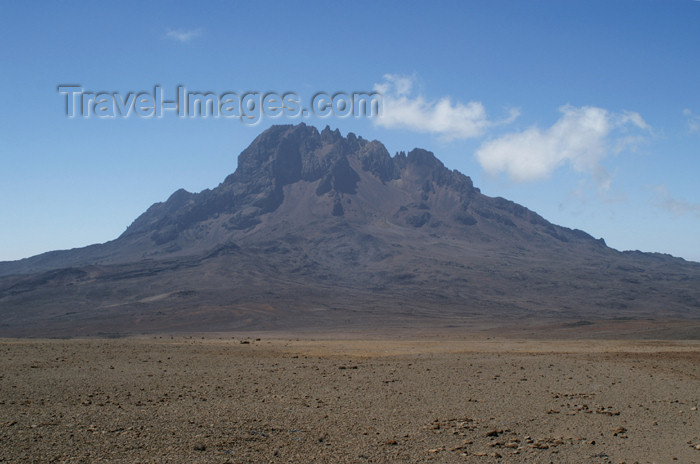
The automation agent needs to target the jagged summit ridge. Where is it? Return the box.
[1,123,606,277]
[120,123,486,245]
[1,123,699,336]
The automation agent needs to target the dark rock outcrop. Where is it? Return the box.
[0,123,698,337]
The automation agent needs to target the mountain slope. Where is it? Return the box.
[1,123,699,336]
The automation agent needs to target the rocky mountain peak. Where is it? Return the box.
[118,124,484,244]
[1,123,699,337]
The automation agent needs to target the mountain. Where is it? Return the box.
[1,123,699,337]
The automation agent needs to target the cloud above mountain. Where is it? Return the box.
[373,74,518,141]
[683,108,700,133]
[652,184,700,218]
[165,28,203,43]
[474,105,650,188]
[372,75,650,190]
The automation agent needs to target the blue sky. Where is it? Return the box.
[1,0,699,262]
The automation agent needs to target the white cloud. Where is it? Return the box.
[474,105,650,187]
[652,184,700,217]
[165,28,203,43]
[683,108,700,133]
[372,74,518,141]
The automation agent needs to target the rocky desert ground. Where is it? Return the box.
[1,335,699,463]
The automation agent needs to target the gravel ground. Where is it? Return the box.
[0,337,699,463]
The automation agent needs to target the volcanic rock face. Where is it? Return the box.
[0,123,699,336]
[116,124,589,254]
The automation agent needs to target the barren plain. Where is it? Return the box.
[1,335,699,463]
